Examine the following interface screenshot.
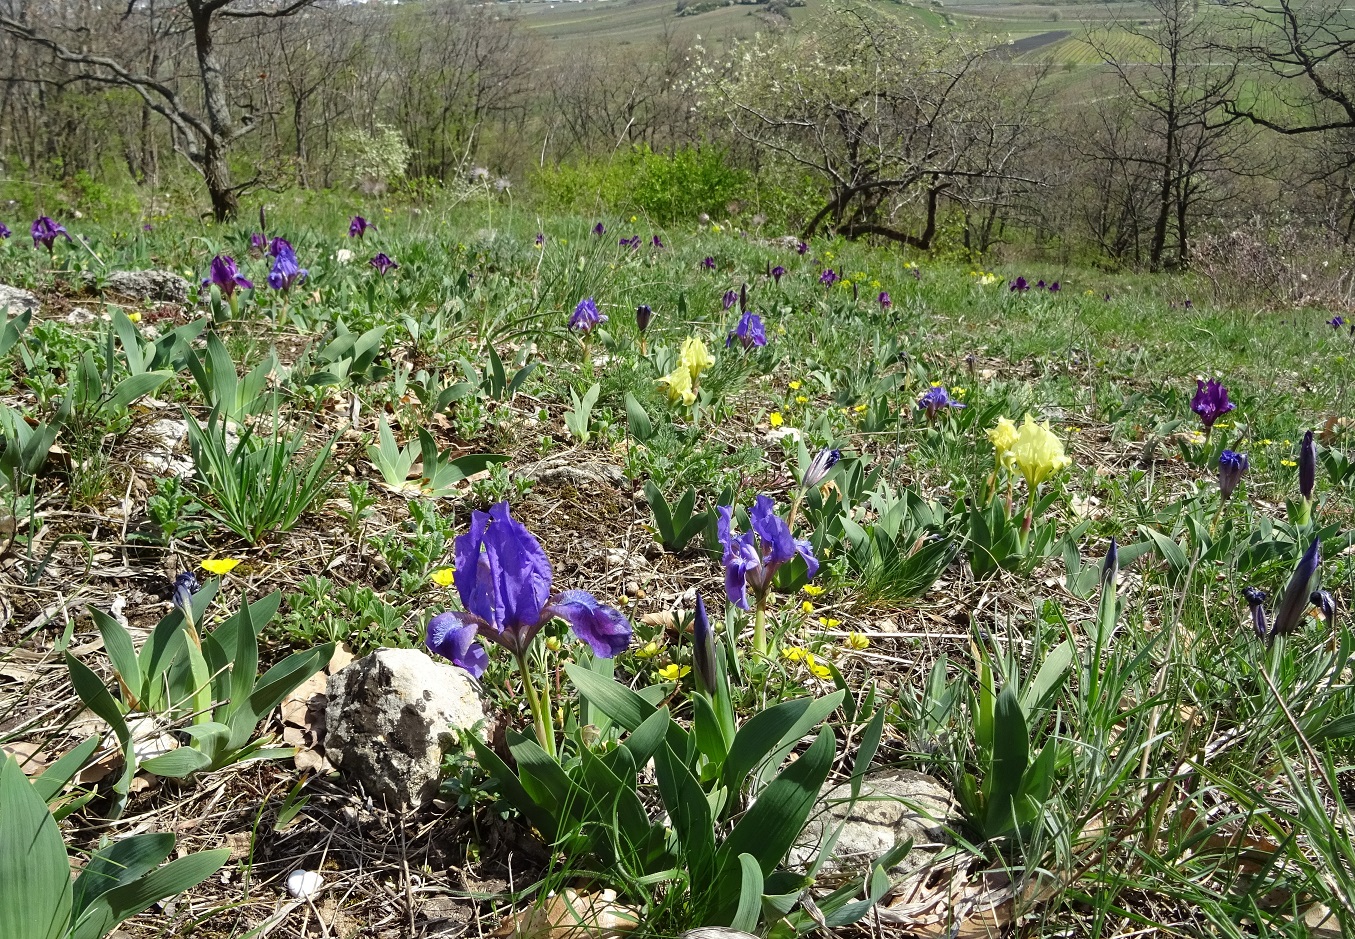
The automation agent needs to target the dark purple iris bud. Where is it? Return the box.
[1184,299,1193,309]
[31,216,72,252]
[819,268,839,286]
[878,291,892,309]
[635,304,652,333]
[803,447,841,489]
[726,311,766,350]
[1299,430,1316,502]
[267,242,307,292]
[651,235,664,248]
[0,222,11,239]
[1310,589,1336,624]
[796,241,809,255]
[1218,450,1248,500]
[248,232,267,258]
[722,289,737,310]
[717,495,819,611]
[1101,537,1119,588]
[569,297,606,333]
[1036,279,1046,289]
[771,265,786,283]
[592,222,606,236]
[1244,586,1269,640]
[739,284,748,312]
[1049,281,1061,292]
[425,502,632,678]
[1328,316,1344,329]
[691,593,718,696]
[1271,539,1321,639]
[348,216,374,239]
[172,571,199,618]
[370,253,398,275]
[918,385,965,421]
[203,255,253,298]
[702,256,716,270]
[1190,378,1235,432]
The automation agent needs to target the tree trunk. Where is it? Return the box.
[191,2,238,220]
[204,138,238,222]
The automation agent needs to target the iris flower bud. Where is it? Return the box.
[1271,539,1321,639]
[803,447,841,489]
[691,594,718,696]
[1218,450,1248,500]
[1100,537,1119,588]
[1299,430,1316,502]
[1244,586,1269,640]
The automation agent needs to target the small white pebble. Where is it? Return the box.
[286,869,324,899]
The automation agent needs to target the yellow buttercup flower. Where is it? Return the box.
[769,412,784,427]
[845,632,870,650]
[201,558,242,575]
[657,663,690,682]
[802,600,814,614]
[781,645,807,663]
[802,584,825,597]
[678,337,714,381]
[127,312,142,323]
[788,381,802,390]
[795,395,808,404]
[636,640,662,659]
[804,653,832,680]
[817,617,841,629]
[987,416,1019,469]
[1009,414,1071,490]
[430,567,456,587]
[545,636,563,652]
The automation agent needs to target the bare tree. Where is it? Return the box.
[0,0,322,220]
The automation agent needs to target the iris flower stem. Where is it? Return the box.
[514,649,555,759]
[753,601,768,656]
[786,490,805,533]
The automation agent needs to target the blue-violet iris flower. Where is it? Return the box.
[0,222,10,239]
[919,385,965,421]
[31,216,72,252]
[204,255,253,298]
[267,242,307,292]
[569,297,606,333]
[727,310,767,350]
[1190,378,1235,433]
[370,253,398,275]
[771,265,786,283]
[878,291,892,309]
[1218,449,1248,500]
[348,216,374,239]
[718,495,819,614]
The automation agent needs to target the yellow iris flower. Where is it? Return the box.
[1009,414,1072,490]
[987,416,1020,469]
[679,337,714,381]
[659,365,696,405]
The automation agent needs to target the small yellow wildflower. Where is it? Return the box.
[817,617,841,629]
[769,412,784,427]
[795,395,808,404]
[201,558,242,575]
[1009,414,1072,490]
[545,636,563,652]
[845,632,870,650]
[788,380,802,390]
[853,405,867,414]
[636,641,662,659]
[802,584,825,597]
[802,600,814,614]
[804,653,832,680]
[630,215,638,222]
[430,567,456,587]
[977,273,999,286]
[127,312,142,323]
[781,646,807,663]
[1281,459,1298,467]
[657,663,690,682]
[951,387,966,399]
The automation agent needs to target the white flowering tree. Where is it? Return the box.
[693,2,1045,248]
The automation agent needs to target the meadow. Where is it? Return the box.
[0,189,1352,939]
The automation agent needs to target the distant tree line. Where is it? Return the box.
[1,0,1353,269]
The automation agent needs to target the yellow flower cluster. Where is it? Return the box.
[1002,414,1072,490]
[659,338,714,406]
[782,646,832,679]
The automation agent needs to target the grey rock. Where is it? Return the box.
[0,284,39,316]
[789,770,959,876]
[324,648,485,808]
[106,269,189,303]
[65,307,99,325]
[138,418,195,478]
[524,455,624,488]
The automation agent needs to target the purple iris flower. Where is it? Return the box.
[349,216,374,239]
[717,495,819,611]
[1010,277,1030,293]
[142,224,153,233]
[771,265,786,283]
[31,216,72,252]
[919,386,965,421]
[878,291,892,309]
[172,571,199,621]
[1049,281,1061,292]
[425,502,632,678]
[248,232,267,258]
[0,222,11,239]
[370,253,398,275]
[635,304,652,333]
[796,242,809,255]
[203,255,253,298]
[722,289,738,310]
[803,447,841,488]
[819,268,839,286]
[726,310,767,350]
[266,242,307,292]
[1218,449,1248,500]
[1329,315,1345,329]
[620,235,641,249]
[651,235,664,249]
[592,222,606,237]
[1190,379,1235,432]
[569,297,606,333]
[702,256,716,271]
[691,593,718,696]
[1035,280,1047,289]
[535,232,545,246]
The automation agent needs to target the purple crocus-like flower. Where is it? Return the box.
[0,222,11,239]
[771,265,786,283]
[702,256,716,271]
[1329,315,1346,329]
[1218,449,1248,500]
[1244,587,1269,640]
[803,447,841,488]
[1190,379,1235,432]
[878,291,892,309]
[620,235,641,249]
[717,495,819,611]
[348,215,374,239]
[248,232,267,258]
[142,223,153,233]
[31,216,72,252]
[726,310,767,350]
[635,304,652,333]
[819,268,839,286]
[592,222,606,237]
[425,502,632,678]
[203,255,253,298]
[267,241,307,292]
[918,385,965,421]
[651,235,664,249]
[1299,430,1316,501]
[370,253,398,275]
[796,241,809,255]
[569,297,606,333]
[722,289,738,310]
[1010,276,1030,293]
[1049,281,1061,293]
